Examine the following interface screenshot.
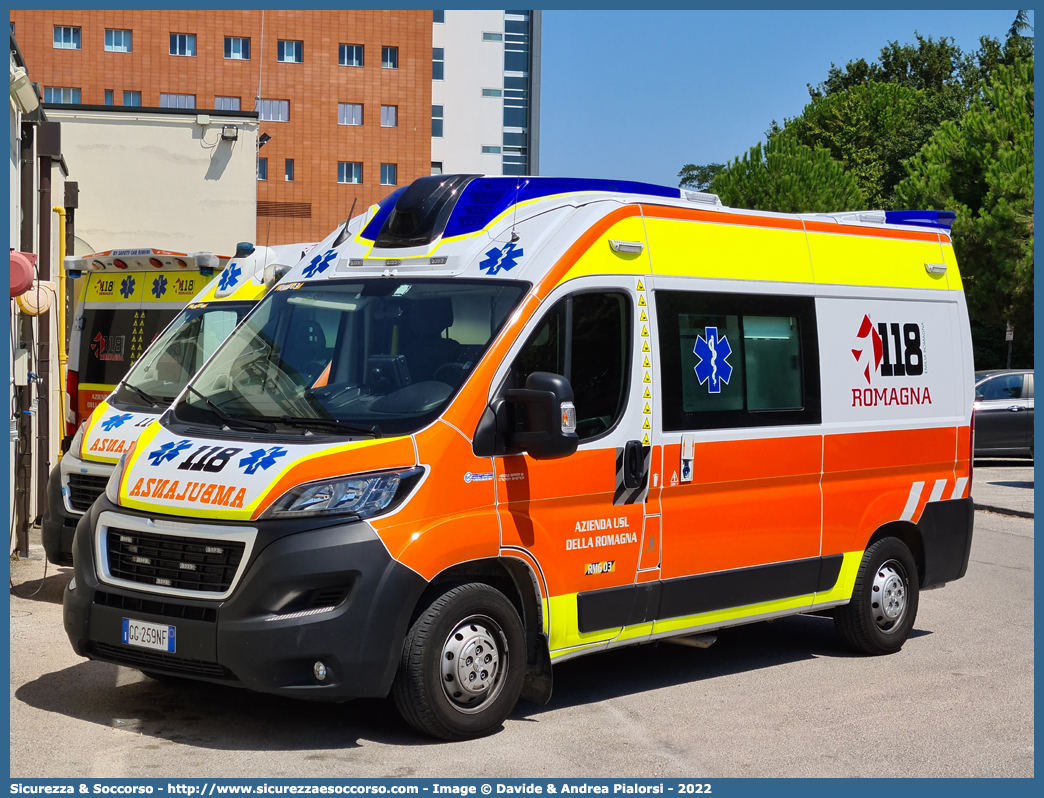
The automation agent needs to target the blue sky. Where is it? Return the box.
[539,10,1026,187]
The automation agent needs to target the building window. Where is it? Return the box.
[285,159,294,182]
[482,146,501,154]
[431,162,443,175]
[105,29,132,53]
[338,103,363,126]
[123,91,141,106]
[53,26,81,50]
[432,47,444,80]
[380,163,397,186]
[170,33,196,57]
[277,40,303,63]
[257,158,268,181]
[431,105,443,137]
[338,162,362,184]
[160,93,196,109]
[482,88,503,98]
[382,46,398,69]
[224,37,250,60]
[433,10,445,23]
[256,98,290,122]
[339,44,363,67]
[215,96,241,111]
[43,87,81,104]
[104,90,114,106]
[482,32,503,42]
[381,105,398,127]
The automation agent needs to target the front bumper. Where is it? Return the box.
[64,497,428,699]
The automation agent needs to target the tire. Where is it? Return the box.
[834,537,920,655]
[392,583,526,740]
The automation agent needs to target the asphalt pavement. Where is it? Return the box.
[9,502,1034,778]
[972,458,1034,517]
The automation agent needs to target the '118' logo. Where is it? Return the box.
[854,315,923,385]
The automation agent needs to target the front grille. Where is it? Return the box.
[94,590,218,623]
[68,473,108,512]
[106,527,245,594]
[91,642,235,680]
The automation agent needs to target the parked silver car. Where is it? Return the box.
[974,370,1034,458]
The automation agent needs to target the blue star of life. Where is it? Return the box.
[302,249,337,278]
[218,263,241,291]
[101,413,133,432]
[120,276,136,298]
[693,326,733,394]
[239,446,289,475]
[478,242,524,275]
[151,275,167,299]
[147,439,192,466]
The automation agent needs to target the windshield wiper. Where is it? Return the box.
[125,383,160,407]
[186,385,275,434]
[277,415,382,438]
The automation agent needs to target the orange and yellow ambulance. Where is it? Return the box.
[64,176,974,740]
[43,242,315,564]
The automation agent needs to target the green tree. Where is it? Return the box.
[677,162,725,192]
[708,135,863,214]
[895,60,1034,368]
[785,81,964,208]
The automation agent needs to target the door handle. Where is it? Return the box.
[623,439,647,490]
[1007,406,1024,411]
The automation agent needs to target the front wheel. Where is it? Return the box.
[392,583,526,740]
[834,537,919,655]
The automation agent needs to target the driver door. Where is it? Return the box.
[494,277,653,656]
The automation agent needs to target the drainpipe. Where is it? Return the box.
[52,205,67,456]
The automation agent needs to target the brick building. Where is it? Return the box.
[11,9,434,244]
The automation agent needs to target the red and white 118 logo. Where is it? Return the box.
[853,314,924,385]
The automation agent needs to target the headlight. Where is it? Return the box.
[104,441,136,505]
[262,467,424,520]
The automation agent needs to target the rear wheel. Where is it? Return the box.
[392,583,526,740]
[834,537,919,655]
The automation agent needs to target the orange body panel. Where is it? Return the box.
[496,448,643,598]
[639,514,661,571]
[370,421,500,579]
[659,436,821,580]
[821,427,957,554]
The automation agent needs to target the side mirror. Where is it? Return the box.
[472,372,579,459]
[505,372,579,459]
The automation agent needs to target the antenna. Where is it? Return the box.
[509,176,528,242]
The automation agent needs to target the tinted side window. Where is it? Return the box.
[980,374,1024,401]
[656,291,820,430]
[508,292,630,440]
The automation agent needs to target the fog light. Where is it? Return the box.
[314,661,328,682]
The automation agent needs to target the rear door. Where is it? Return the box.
[76,271,206,420]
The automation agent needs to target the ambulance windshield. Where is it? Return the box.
[172,279,527,437]
[113,301,255,411]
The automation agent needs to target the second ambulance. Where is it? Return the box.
[43,242,315,564]
[64,175,974,740]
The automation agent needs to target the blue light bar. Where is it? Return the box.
[361,176,681,243]
[885,210,956,231]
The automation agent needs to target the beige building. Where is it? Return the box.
[43,106,259,255]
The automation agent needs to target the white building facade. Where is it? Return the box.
[431,9,540,177]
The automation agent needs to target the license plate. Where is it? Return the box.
[122,618,176,653]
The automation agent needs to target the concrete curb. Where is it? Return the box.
[974,503,1034,519]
